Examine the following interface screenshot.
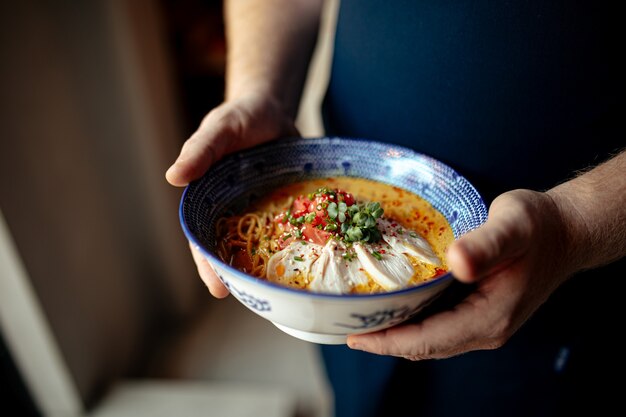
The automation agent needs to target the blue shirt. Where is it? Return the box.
[323,0,623,203]
[320,5,625,416]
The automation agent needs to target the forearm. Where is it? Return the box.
[224,0,323,118]
[547,150,626,274]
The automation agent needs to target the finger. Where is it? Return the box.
[165,120,235,187]
[190,243,230,298]
[347,292,503,359]
[165,95,302,187]
[447,192,533,283]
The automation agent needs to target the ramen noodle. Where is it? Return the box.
[215,177,453,294]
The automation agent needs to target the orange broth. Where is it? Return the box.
[218,177,454,293]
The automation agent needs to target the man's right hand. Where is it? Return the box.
[166,93,300,297]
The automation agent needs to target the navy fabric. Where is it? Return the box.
[323,0,624,203]
[319,2,625,416]
[320,345,398,417]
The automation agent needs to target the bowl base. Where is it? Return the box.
[272,323,347,345]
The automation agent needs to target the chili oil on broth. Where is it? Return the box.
[216,177,453,294]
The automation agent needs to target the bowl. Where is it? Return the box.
[179,137,487,344]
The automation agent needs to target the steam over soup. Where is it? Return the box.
[215,177,453,294]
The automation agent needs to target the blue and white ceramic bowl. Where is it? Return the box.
[180,137,487,344]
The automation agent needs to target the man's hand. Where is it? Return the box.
[166,93,299,297]
[346,189,577,360]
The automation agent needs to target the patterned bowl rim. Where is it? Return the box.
[179,136,487,300]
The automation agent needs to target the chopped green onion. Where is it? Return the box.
[294,256,304,262]
[286,189,386,244]
[372,251,383,261]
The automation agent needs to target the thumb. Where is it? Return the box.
[447,190,535,283]
[165,116,236,187]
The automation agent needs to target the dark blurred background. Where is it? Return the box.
[0,1,334,416]
[160,0,225,137]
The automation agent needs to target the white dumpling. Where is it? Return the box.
[378,218,441,266]
[309,240,369,294]
[266,241,323,286]
[353,243,414,291]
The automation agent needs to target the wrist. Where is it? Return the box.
[225,82,296,120]
[545,186,592,274]
[546,151,626,273]
[225,78,273,102]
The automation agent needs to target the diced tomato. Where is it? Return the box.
[277,223,296,249]
[337,190,355,206]
[312,199,327,220]
[277,188,356,245]
[301,224,331,245]
[291,195,311,217]
[292,195,329,227]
